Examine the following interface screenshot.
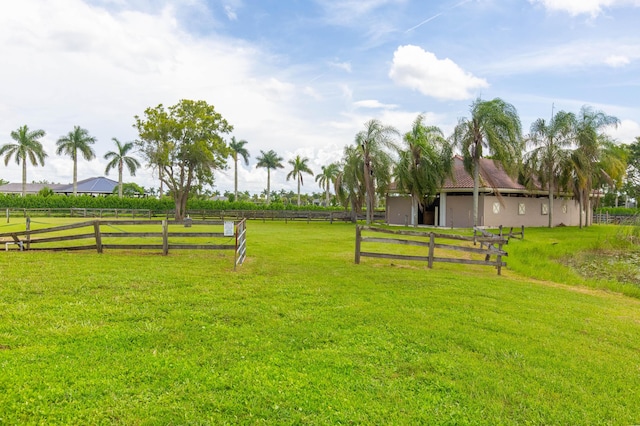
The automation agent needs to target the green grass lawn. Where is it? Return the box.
[1,220,640,424]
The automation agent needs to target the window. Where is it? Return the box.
[518,203,526,215]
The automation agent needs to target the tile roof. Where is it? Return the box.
[443,156,525,191]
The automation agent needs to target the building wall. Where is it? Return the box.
[386,195,413,226]
[390,193,585,227]
[475,195,582,227]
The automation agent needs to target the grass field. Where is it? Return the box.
[1,219,639,424]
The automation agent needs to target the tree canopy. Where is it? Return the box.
[134,99,232,220]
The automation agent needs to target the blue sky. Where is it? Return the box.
[1,0,639,194]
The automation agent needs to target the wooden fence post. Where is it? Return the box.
[26,217,31,250]
[162,219,169,255]
[521,225,525,239]
[355,226,361,264]
[496,242,503,276]
[6,208,9,224]
[428,232,435,269]
[94,221,103,254]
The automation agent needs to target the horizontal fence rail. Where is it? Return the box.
[355,226,508,275]
[4,208,385,223]
[593,213,639,225]
[0,219,247,268]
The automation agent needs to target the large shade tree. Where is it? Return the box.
[104,137,141,198]
[315,162,340,206]
[524,110,576,227]
[394,114,453,226]
[228,136,250,200]
[286,155,314,206]
[56,126,97,196]
[452,98,523,227]
[0,125,47,196]
[255,149,283,204]
[356,119,398,224]
[134,99,232,220]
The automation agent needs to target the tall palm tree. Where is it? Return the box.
[525,110,576,227]
[286,155,314,206]
[228,136,250,200]
[315,162,340,206]
[356,119,399,224]
[452,98,523,227]
[255,149,284,204]
[104,137,141,198]
[56,126,97,196]
[394,114,453,226]
[0,125,47,196]
[335,146,364,222]
[571,106,620,226]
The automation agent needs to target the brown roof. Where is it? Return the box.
[443,156,525,191]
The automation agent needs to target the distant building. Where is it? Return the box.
[0,177,119,196]
[386,156,585,228]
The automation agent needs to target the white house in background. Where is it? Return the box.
[386,156,585,228]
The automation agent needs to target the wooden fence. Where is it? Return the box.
[4,208,385,223]
[0,218,247,268]
[474,225,524,243]
[355,226,508,275]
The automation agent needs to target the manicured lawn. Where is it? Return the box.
[1,220,639,424]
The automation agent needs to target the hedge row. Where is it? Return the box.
[595,207,640,216]
[0,194,335,212]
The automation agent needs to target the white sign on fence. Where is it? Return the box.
[224,221,234,237]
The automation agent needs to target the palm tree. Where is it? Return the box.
[452,98,523,227]
[356,119,399,224]
[56,126,97,196]
[394,114,453,226]
[286,155,314,206]
[525,110,576,227]
[336,146,364,222]
[256,149,284,204]
[104,137,141,198]
[315,162,340,206]
[571,106,620,226]
[0,125,47,196]
[228,136,250,200]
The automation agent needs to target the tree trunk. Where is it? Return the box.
[21,159,27,197]
[174,191,188,221]
[297,175,301,206]
[548,180,554,228]
[234,156,238,199]
[325,183,330,207]
[411,195,419,227]
[363,151,372,225]
[266,169,271,204]
[472,158,480,227]
[73,155,78,196]
[118,161,123,198]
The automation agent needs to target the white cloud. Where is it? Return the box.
[353,100,398,109]
[606,119,640,144]
[389,45,489,101]
[224,5,238,20]
[604,54,631,67]
[529,0,640,16]
[330,60,352,73]
[485,40,640,74]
